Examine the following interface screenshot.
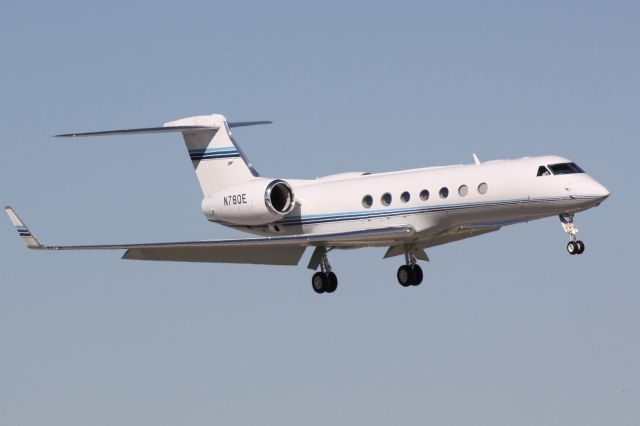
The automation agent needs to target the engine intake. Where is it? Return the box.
[203,178,296,225]
[265,180,295,215]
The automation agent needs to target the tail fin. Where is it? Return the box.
[55,114,270,197]
[164,114,260,196]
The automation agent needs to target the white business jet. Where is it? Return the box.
[6,114,609,294]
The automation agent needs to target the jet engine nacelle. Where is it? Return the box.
[202,178,296,225]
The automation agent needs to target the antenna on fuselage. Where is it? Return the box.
[473,153,481,165]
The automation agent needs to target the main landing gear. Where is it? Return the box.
[560,213,586,255]
[397,251,423,287]
[310,249,338,294]
[308,245,426,294]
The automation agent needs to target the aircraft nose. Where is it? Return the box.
[592,180,610,202]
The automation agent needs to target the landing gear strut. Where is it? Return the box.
[397,250,423,287]
[310,248,338,294]
[560,214,585,255]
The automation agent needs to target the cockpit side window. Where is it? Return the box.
[548,162,585,175]
[537,165,551,176]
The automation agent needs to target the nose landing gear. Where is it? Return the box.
[566,240,585,255]
[560,214,585,255]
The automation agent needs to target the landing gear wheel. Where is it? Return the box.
[397,265,412,287]
[325,272,338,293]
[310,248,338,294]
[311,272,337,294]
[312,272,327,294]
[409,264,423,286]
[560,214,586,256]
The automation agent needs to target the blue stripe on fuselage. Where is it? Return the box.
[272,195,599,227]
[207,195,601,227]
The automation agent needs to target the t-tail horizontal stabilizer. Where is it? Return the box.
[53,114,272,197]
[54,121,272,138]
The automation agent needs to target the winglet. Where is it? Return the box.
[5,206,43,249]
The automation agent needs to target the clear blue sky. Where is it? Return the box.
[1,1,638,425]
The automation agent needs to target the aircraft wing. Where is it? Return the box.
[5,207,416,266]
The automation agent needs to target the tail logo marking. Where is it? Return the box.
[16,226,32,237]
[189,147,240,161]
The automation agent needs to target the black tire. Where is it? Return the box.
[576,240,585,254]
[325,272,338,293]
[410,264,423,286]
[567,241,577,255]
[312,272,326,294]
[397,265,412,287]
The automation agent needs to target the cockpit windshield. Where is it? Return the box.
[537,166,551,176]
[548,162,585,175]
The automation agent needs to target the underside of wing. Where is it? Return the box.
[122,244,306,265]
[122,226,416,265]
